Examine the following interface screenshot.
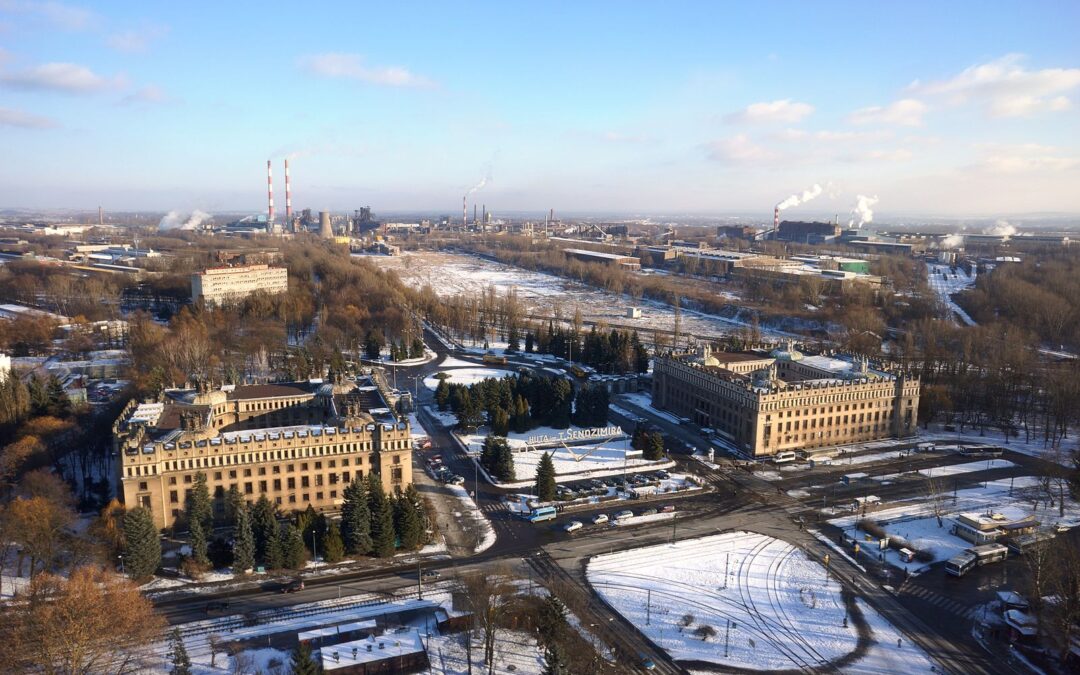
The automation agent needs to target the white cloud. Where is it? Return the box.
[0,105,58,128]
[848,98,927,126]
[974,143,1080,173]
[1,61,125,93]
[107,24,169,53]
[910,54,1080,118]
[299,53,434,88]
[0,0,95,30]
[120,84,170,105]
[725,99,814,124]
[704,134,775,163]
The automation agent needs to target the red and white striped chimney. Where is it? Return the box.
[284,159,292,221]
[267,160,275,223]
[773,206,779,230]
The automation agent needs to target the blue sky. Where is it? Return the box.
[1,1,1079,218]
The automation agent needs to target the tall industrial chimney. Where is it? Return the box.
[482,204,486,225]
[462,196,467,228]
[284,159,292,221]
[473,204,477,225]
[267,160,275,223]
[97,206,103,226]
[773,206,779,231]
[319,211,333,239]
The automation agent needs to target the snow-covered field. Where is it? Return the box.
[829,477,1080,565]
[424,366,516,390]
[588,531,933,672]
[373,251,786,341]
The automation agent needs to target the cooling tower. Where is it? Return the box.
[319,211,333,239]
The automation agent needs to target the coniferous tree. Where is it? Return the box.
[549,378,573,429]
[537,594,569,645]
[251,495,281,569]
[321,522,345,564]
[185,472,212,566]
[394,492,424,551]
[435,378,450,410]
[535,452,557,502]
[340,477,372,556]
[368,474,396,557]
[644,431,666,461]
[168,628,192,675]
[224,485,244,526]
[541,642,569,675]
[506,325,520,353]
[122,506,161,581]
[289,641,320,675]
[525,331,534,353]
[280,523,307,569]
[232,501,255,574]
[492,407,510,437]
[496,442,516,482]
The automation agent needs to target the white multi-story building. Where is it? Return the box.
[191,264,288,305]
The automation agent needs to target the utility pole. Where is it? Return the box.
[417,559,423,599]
[724,619,731,658]
[646,589,651,625]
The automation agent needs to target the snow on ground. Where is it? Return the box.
[427,630,546,675]
[368,346,438,366]
[445,483,497,553]
[927,263,977,326]
[618,393,685,425]
[915,459,1014,478]
[424,367,516,390]
[588,531,861,671]
[373,251,787,342]
[918,424,1072,464]
[828,477,1080,564]
[841,598,936,674]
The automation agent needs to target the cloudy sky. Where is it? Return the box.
[1,1,1078,218]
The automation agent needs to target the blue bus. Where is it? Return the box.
[526,506,557,523]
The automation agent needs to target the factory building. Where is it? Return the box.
[775,221,841,243]
[652,343,919,457]
[563,248,641,270]
[113,374,413,529]
[191,264,289,305]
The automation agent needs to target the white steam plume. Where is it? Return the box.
[465,176,487,196]
[941,234,964,249]
[158,209,211,231]
[985,219,1016,237]
[847,194,879,228]
[776,183,823,211]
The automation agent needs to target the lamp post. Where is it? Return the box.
[118,554,124,575]
[311,530,318,573]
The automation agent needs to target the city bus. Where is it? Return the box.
[526,506,557,523]
[946,543,1008,577]
[483,352,508,365]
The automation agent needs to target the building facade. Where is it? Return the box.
[191,264,289,305]
[114,376,412,529]
[652,344,919,457]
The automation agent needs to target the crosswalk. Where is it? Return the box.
[479,502,506,514]
[900,583,978,620]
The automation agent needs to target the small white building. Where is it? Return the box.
[626,307,642,319]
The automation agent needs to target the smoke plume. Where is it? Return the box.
[776,183,823,211]
[847,195,879,228]
[158,209,211,231]
[984,219,1016,237]
[941,234,964,249]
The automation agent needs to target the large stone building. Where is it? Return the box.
[652,343,919,457]
[114,375,412,529]
[191,263,289,305]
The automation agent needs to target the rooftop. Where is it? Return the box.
[320,629,425,670]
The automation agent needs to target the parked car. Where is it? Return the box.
[660,504,676,513]
[563,520,583,533]
[640,655,657,670]
[204,600,230,614]
[641,508,658,516]
[421,569,441,581]
[592,513,610,525]
[447,475,465,486]
[589,479,604,489]
[614,510,634,520]
[655,470,670,479]
[281,578,305,594]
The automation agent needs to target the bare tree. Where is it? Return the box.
[462,565,517,675]
[924,476,948,527]
[0,566,165,674]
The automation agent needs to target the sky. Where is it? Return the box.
[0,1,1079,219]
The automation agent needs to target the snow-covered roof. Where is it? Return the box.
[319,630,425,670]
[800,355,853,373]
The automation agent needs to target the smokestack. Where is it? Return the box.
[97,206,103,226]
[773,206,779,230]
[267,160,274,223]
[319,211,333,239]
[473,204,477,225]
[284,159,292,221]
[482,204,486,225]
[463,196,467,228]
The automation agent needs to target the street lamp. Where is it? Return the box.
[118,554,124,575]
[311,530,318,573]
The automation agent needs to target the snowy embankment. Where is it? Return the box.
[445,483,496,554]
[587,531,934,672]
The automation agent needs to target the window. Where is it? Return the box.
[169,476,177,485]
[287,477,295,489]
[170,490,178,503]
[138,481,148,491]
[229,470,237,479]
[184,475,193,484]
[244,482,253,494]
[273,479,281,491]
[244,468,252,477]
[301,476,310,488]
[259,480,267,492]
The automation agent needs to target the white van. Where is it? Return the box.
[772,451,797,464]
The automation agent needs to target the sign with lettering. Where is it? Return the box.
[526,425,623,445]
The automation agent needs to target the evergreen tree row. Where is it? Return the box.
[480,436,516,482]
[521,322,650,375]
[437,371,586,432]
[631,425,667,461]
